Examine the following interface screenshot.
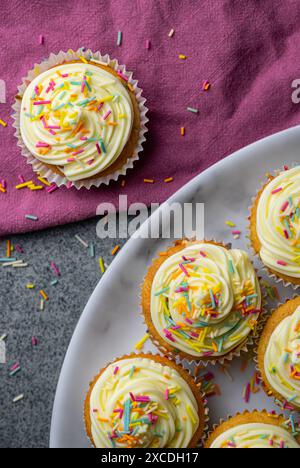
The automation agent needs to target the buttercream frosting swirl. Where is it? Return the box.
[264,306,300,408]
[210,423,299,448]
[20,62,134,181]
[150,243,261,358]
[256,166,300,278]
[89,357,200,448]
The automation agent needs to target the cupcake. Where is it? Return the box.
[84,353,206,448]
[257,297,300,411]
[250,166,300,286]
[14,50,147,189]
[205,411,300,448]
[141,240,262,364]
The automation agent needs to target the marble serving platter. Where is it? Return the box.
[50,125,300,448]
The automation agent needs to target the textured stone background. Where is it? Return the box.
[0,218,126,448]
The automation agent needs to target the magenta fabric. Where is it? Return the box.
[1,0,300,236]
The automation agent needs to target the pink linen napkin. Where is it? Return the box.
[0,0,300,236]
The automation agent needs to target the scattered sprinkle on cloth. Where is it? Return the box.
[0,341,6,364]
[0,0,300,235]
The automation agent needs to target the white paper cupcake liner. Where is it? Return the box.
[12,48,149,190]
[140,239,267,368]
[248,164,300,290]
[253,295,300,413]
[83,352,209,449]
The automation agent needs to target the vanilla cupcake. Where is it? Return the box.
[84,354,207,448]
[257,297,300,411]
[250,166,300,286]
[14,50,147,188]
[205,411,300,448]
[141,240,262,364]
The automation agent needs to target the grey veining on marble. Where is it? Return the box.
[0,218,126,448]
[51,126,300,448]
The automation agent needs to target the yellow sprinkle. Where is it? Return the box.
[225,221,236,227]
[0,119,7,127]
[29,185,44,191]
[15,181,33,189]
[99,257,105,274]
[186,405,197,425]
[39,290,49,301]
[26,284,35,289]
[134,333,150,350]
[164,177,174,183]
[181,127,185,136]
[38,177,51,187]
[79,56,88,64]
[111,245,120,256]
[179,55,187,60]
[144,179,155,184]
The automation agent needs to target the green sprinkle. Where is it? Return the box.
[25,215,38,221]
[187,107,199,114]
[117,31,123,46]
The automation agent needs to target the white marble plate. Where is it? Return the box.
[50,125,300,448]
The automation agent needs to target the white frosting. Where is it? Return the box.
[150,243,261,358]
[264,305,300,408]
[210,422,299,448]
[20,62,133,181]
[89,357,200,448]
[256,166,300,278]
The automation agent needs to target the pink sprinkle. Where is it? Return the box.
[1,179,6,189]
[129,392,136,401]
[277,260,287,266]
[92,409,98,413]
[40,116,47,128]
[203,351,214,357]
[165,389,169,400]
[227,442,236,448]
[31,336,38,346]
[244,383,251,403]
[117,71,129,82]
[48,129,56,136]
[113,366,119,375]
[46,184,58,194]
[66,182,73,189]
[87,159,94,166]
[72,149,84,156]
[179,263,190,277]
[232,230,241,235]
[50,262,61,277]
[103,110,112,120]
[200,251,207,257]
[18,175,25,184]
[47,125,61,130]
[97,102,104,112]
[185,318,193,325]
[36,142,50,148]
[145,40,151,50]
[15,244,24,253]
[39,35,44,45]
[33,100,51,106]
[281,201,289,213]
[67,158,75,163]
[61,74,69,78]
[34,86,41,96]
[272,187,283,195]
[10,362,20,372]
[135,396,150,402]
[80,137,88,141]
[269,439,274,447]
[96,143,101,154]
[280,441,285,449]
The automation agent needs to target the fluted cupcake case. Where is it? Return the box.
[141,239,267,367]
[84,352,209,449]
[12,48,149,190]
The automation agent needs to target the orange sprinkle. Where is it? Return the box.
[39,290,49,301]
[111,245,121,256]
[0,185,6,193]
[144,179,155,184]
[6,240,11,258]
[181,127,185,136]
[164,177,174,183]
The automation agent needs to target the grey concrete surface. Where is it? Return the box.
[0,218,126,448]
